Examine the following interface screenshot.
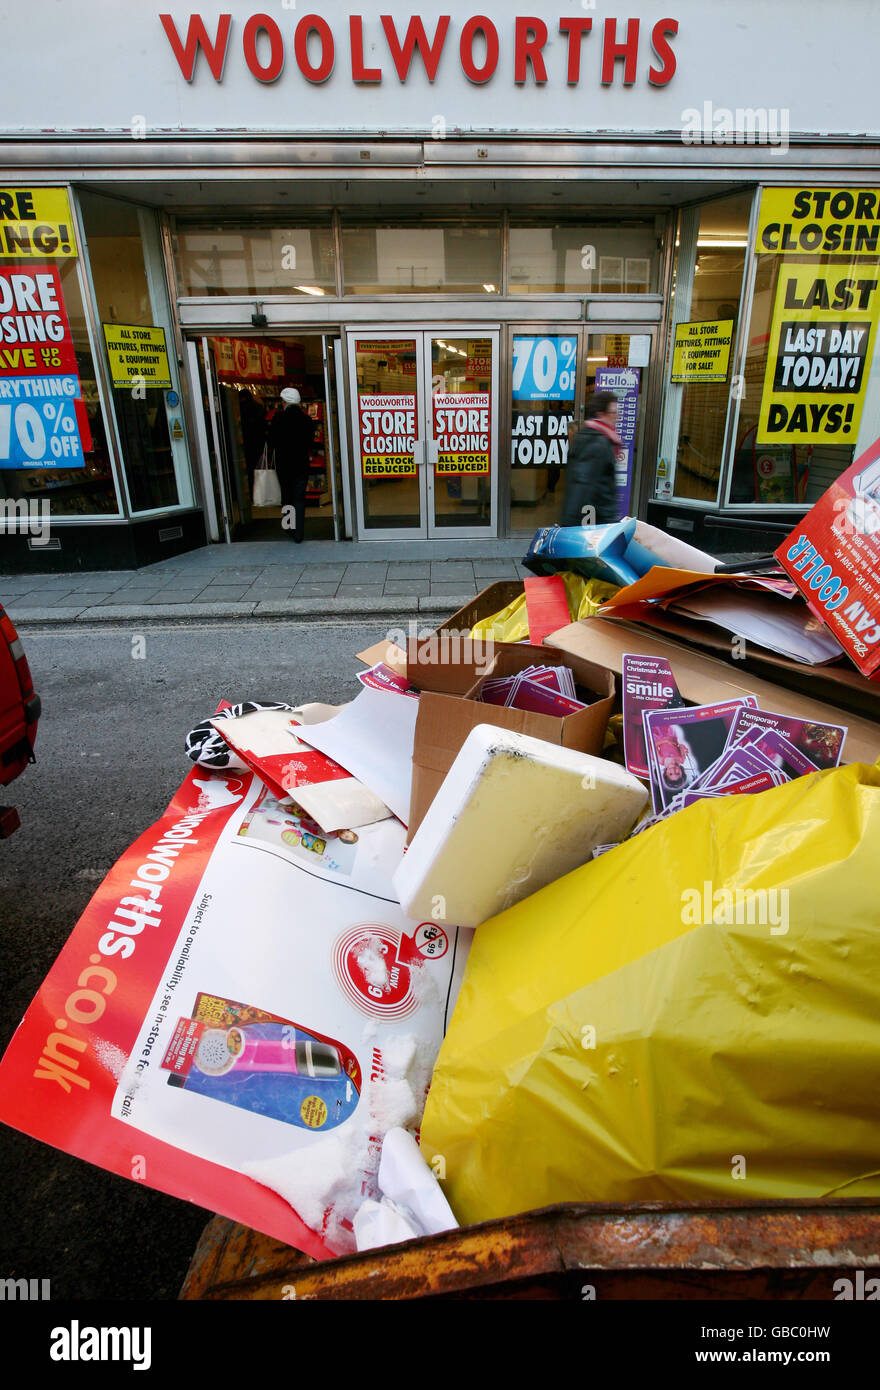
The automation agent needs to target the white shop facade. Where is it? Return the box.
[1,0,879,569]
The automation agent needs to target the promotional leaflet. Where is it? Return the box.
[0,765,472,1258]
[644,698,758,812]
[622,653,686,779]
[727,705,847,768]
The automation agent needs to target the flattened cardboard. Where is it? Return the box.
[407,643,615,842]
[356,579,523,685]
[547,618,880,765]
[608,608,880,722]
[357,639,408,679]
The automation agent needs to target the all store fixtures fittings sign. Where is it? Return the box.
[157,13,680,87]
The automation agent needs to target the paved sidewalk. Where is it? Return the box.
[1,539,530,625]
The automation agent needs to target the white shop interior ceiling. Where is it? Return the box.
[0,0,874,138]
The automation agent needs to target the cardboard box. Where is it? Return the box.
[357,581,526,687]
[407,643,615,840]
[435,581,523,637]
[547,618,880,765]
[610,608,880,722]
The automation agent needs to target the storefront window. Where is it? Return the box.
[659,191,754,504]
[509,222,660,295]
[509,331,579,532]
[0,209,119,519]
[174,223,337,297]
[80,190,190,513]
[728,192,880,506]
[342,223,502,295]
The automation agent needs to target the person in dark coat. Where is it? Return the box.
[561,390,622,527]
[268,386,315,542]
[238,389,266,503]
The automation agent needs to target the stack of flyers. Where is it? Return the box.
[726,707,847,770]
[622,653,687,778]
[643,698,758,814]
[598,662,850,855]
[476,664,589,717]
[642,702,847,824]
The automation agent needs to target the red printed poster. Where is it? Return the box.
[775,432,880,678]
[0,262,91,466]
[358,392,417,478]
[433,392,491,476]
[0,764,472,1256]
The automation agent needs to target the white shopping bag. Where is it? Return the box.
[252,448,282,507]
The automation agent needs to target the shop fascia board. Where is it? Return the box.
[4,135,880,180]
[176,298,609,329]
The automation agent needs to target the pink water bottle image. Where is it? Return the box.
[193,1025,342,1079]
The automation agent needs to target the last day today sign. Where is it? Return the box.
[757,265,880,446]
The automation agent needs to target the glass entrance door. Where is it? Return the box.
[583,328,655,517]
[347,328,499,539]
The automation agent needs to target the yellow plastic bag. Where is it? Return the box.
[469,573,619,642]
[422,762,880,1225]
[470,590,529,643]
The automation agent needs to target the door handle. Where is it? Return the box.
[412,440,425,465]
[426,439,440,465]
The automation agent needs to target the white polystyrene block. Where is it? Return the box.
[393,724,648,929]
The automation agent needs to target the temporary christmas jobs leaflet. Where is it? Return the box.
[0,766,472,1259]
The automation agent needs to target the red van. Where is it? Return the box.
[0,601,40,837]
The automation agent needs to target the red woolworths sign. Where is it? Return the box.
[159,13,679,87]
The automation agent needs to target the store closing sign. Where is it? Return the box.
[511,335,576,468]
[758,188,880,257]
[0,263,90,468]
[433,394,491,475]
[757,265,880,445]
[0,188,77,259]
[359,393,417,477]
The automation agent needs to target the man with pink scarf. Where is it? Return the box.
[561,390,621,526]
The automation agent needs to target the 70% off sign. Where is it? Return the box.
[0,395,83,468]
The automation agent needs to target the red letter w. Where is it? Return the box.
[159,13,232,82]
[380,15,451,81]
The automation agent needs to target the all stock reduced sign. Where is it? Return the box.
[757,264,880,446]
[511,335,577,468]
[0,263,90,468]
